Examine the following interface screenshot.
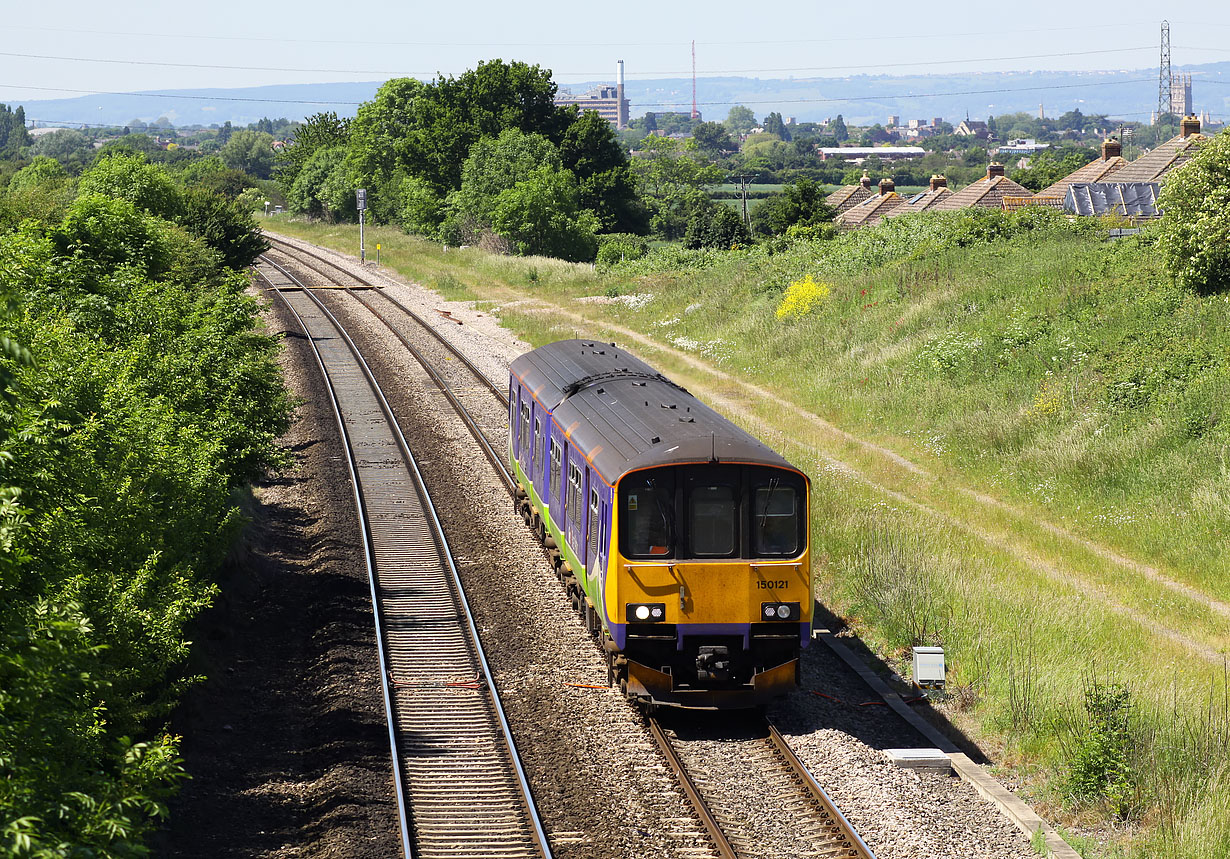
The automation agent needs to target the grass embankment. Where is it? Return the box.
[264,213,1230,859]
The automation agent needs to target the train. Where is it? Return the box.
[508,340,811,709]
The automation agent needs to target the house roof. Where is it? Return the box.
[931,175,1034,211]
[835,192,905,229]
[826,184,873,214]
[882,186,953,218]
[1037,155,1128,199]
[1110,132,1206,183]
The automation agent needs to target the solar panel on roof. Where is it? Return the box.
[1064,183,1160,218]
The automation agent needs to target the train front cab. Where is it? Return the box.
[606,463,811,709]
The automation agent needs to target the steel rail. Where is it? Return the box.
[767,723,877,859]
[646,717,739,859]
[338,286,514,494]
[264,234,507,404]
[254,262,414,859]
[257,255,552,859]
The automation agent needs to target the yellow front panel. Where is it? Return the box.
[608,551,811,625]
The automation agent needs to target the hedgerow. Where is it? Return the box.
[0,157,290,856]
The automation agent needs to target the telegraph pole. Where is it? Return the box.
[733,175,751,233]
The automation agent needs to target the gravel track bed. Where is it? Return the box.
[313,286,718,859]
[264,233,1041,859]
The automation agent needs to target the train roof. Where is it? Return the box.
[510,340,800,483]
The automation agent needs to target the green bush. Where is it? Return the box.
[1156,129,1230,295]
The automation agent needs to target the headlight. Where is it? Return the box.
[626,603,666,623]
[761,602,800,622]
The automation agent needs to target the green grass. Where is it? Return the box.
[262,212,1230,858]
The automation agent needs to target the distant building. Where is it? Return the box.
[994,138,1050,156]
[954,120,990,138]
[817,146,926,163]
[1170,74,1193,117]
[554,60,630,129]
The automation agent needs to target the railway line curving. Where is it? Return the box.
[255,254,551,859]
[259,239,878,859]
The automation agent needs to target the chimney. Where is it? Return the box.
[616,60,628,130]
[1101,137,1122,160]
[878,177,895,195]
[987,161,1005,179]
[1181,115,1201,138]
[859,172,872,189]
[929,174,948,191]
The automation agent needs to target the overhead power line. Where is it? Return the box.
[4,83,361,106]
[0,45,1159,79]
[3,20,1158,49]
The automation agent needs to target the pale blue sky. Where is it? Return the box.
[2,1,1227,109]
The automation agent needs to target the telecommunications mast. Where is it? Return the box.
[1158,20,1172,120]
[691,40,699,119]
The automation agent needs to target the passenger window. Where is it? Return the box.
[689,484,737,556]
[621,474,675,559]
[752,484,798,556]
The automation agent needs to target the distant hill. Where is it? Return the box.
[16,62,1230,130]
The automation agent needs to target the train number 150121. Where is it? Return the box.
[755,579,788,590]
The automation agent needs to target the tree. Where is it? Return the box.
[750,178,836,236]
[725,105,757,136]
[78,151,181,219]
[832,114,848,142]
[9,156,68,192]
[445,129,563,240]
[683,198,750,249]
[275,111,350,190]
[1156,129,1230,294]
[490,166,599,261]
[219,130,276,179]
[693,121,735,156]
[176,186,268,268]
[0,103,30,158]
[286,146,347,219]
[28,129,94,174]
[763,112,791,141]
[641,112,658,132]
[349,61,570,198]
[558,109,645,233]
[628,135,724,239]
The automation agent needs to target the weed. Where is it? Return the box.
[1064,677,1137,819]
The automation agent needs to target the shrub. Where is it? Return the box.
[776,274,831,319]
[1156,129,1230,294]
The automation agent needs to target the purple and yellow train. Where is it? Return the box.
[509,340,811,709]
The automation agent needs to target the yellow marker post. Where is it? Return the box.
[376,243,381,264]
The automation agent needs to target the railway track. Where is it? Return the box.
[259,235,875,859]
[255,253,550,859]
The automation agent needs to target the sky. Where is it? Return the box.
[3,0,1228,123]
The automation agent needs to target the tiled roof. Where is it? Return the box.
[1037,155,1127,198]
[1016,195,1066,210]
[931,175,1034,211]
[835,192,905,229]
[882,187,953,218]
[1110,133,1206,183]
[826,184,873,214]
